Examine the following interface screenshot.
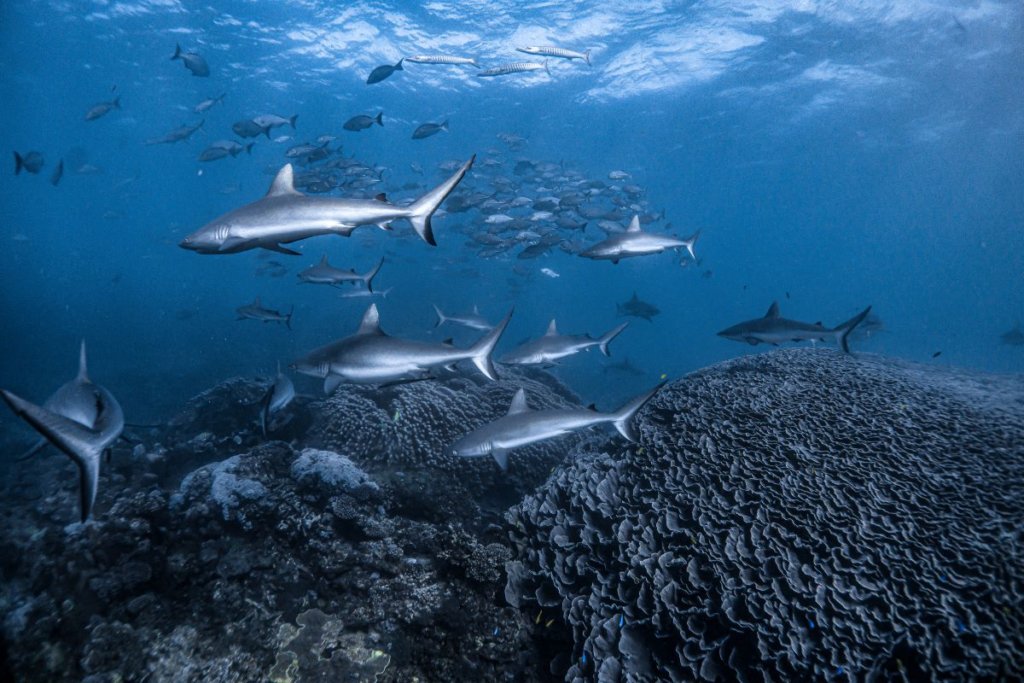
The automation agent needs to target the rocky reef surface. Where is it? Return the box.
[507,350,1024,681]
[0,351,1021,682]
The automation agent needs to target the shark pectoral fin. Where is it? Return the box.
[492,448,509,472]
[218,236,249,252]
[323,375,343,395]
[262,243,302,256]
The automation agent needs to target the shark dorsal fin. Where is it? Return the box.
[374,193,388,202]
[253,296,262,307]
[631,291,639,301]
[266,165,300,197]
[357,304,382,335]
[765,302,780,319]
[319,254,329,266]
[472,304,480,315]
[587,402,597,411]
[545,319,558,336]
[77,340,89,381]
[626,215,641,233]
[443,337,454,346]
[507,388,529,415]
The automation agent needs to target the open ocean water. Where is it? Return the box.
[0,1,1022,681]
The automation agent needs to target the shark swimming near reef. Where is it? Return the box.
[717,302,872,353]
[291,303,512,392]
[1,342,124,522]
[452,383,663,470]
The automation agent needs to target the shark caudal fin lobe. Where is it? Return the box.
[469,307,513,381]
[597,322,629,357]
[363,258,384,293]
[285,306,294,331]
[432,304,447,328]
[14,152,24,175]
[1,389,103,522]
[610,382,665,442]
[171,43,182,60]
[833,305,872,353]
[584,49,592,66]
[681,229,701,261]
[406,155,475,246]
[78,340,89,381]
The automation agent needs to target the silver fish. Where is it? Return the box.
[406,54,479,68]
[517,46,591,65]
[477,61,550,77]
[171,43,209,77]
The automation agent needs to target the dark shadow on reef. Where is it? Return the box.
[1,350,1022,681]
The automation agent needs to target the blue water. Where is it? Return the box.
[1,0,1022,418]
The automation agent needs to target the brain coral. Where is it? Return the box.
[506,349,1024,681]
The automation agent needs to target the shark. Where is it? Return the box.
[717,302,873,353]
[433,304,492,331]
[579,215,700,264]
[179,155,474,255]
[1,342,124,522]
[616,291,660,322]
[16,341,101,461]
[298,255,383,292]
[290,303,512,392]
[260,363,295,437]
[236,297,293,329]
[500,319,628,365]
[451,383,663,471]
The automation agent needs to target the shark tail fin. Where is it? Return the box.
[584,49,592,66]
[171,43,182,60]
[363,258,383,293]
[1,389,103,522]
[113,96,121,109]
[469,308,513,381]
[610,382,664,442]
[245,143,254,155]
[432,304,447,328]
[289,114,298,129]
[681,229,701,261]
[598,322,629,357]
[285,306,294,331]
[77,340,89,381]
[13,152,23,175]
[406,154,474,246]
[833,305,872,354]
[543,59,551,77]
[375,112,384,127]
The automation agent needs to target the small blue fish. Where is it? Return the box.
[956,620,966,633]
[618,615,624,627]
[493,627,500,636]
[940,574,948,582]
[836,666,844,675]
[581,652,587,665]
[808,618,816,629]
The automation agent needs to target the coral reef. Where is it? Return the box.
[2,351,1021,682]
[507,350,1024,681]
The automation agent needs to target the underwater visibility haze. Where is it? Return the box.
[1,0,1022,681]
